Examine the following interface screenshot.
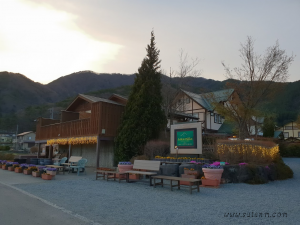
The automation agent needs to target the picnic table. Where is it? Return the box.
[61,156,82,172]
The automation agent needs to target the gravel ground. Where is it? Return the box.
[14,158,300,225]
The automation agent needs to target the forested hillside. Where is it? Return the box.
[0,70,299,132]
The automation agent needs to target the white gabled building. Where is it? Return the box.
[171,89,235,133]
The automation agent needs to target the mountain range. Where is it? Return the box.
[0,70,226,114]
[0,70,300,131]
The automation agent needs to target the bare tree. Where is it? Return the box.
[161,49,202,129]
[216,36,294,139]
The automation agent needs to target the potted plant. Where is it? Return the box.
[202,164,224,184]
[183,168,199,177]
[23,166,34,175]
[46,168,57,176]
[7,162,17,171]
[31,167,40,177]
[41,172,54,180]
[118,162,135,179]
[201,176,219,187]
[0,160,7,169]
[14,165,23,173]
[37,166,47,172]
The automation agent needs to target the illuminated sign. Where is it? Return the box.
[174,128,197,149]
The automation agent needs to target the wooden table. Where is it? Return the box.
[152,175,200,194]
[95,170,127,183]
[45,165,65,175]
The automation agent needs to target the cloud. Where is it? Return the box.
[0,0,122,83]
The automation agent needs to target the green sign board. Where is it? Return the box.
[175,128,197,148]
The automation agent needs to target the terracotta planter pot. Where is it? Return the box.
[23,170,32,175]
[118,164,133,172]
[41,173,53,180]
[2,165,7,170]
[47,171,57,176]
[180,174,197,185]
[32,171,41,177]
[129,174,141,180]
[15,168,23,173]
[201,178,219,187]
[202,168,224,184]
[8,167,14,171]
[184,170,200,178]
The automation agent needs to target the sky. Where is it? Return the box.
[0,0,299,84]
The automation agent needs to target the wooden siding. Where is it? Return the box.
[36,101,125,141]
[61,111,79,122]
[68,98,92,112]
[100,102,124,137]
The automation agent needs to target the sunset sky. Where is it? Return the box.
[0,0,299,84]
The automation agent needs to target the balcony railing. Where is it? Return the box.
[36,118,96,140]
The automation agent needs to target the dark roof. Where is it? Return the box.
[181,89,234,111]
[170,111,199,120]
[110,93,128,100]
[79,94,123,106]
[217,121,236,134]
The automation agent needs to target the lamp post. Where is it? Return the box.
[175,146,179,159]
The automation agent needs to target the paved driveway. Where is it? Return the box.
[0,183,92,225]
[1,159,299,225]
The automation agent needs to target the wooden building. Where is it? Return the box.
[35,94,127,167]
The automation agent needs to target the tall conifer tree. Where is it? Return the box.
[115,31,166,161]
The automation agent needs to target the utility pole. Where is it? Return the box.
[15,124,18,150]
[49,107,54,119]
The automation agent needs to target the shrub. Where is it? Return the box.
[0,146,10,151]
[217,140,279,164]
[30,146,38,154]
[279,143,300,157]
[143,140,170,159]
[273,156,293,180]
[0,153,15,160]
[246,165,268,185]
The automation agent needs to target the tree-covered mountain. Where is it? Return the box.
[0,70,299,132]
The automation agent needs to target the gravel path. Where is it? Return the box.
[14,158,300,225]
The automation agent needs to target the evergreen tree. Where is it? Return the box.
[115,31,166,161]
[262,116,275,138]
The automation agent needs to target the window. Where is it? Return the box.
[192,112,199,120]
[186,98,190,104]
[285,126,293,130]
[283,132,289,138]
[218,115,222,124]
[298,132,300,138]
[214,113,218,123]
[28,137,31,140]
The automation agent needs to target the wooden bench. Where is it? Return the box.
[46,165,65,175]
[125,160,161,186]
[152,175,200,194]
[95,170,127,183]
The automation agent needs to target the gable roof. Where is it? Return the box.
[79,94,123,105]
[66,94,124,111]
[181,89,234,111]
[109,93,128,100]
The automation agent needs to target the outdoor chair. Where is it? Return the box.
[69,158,88,176]
[54,157,67,166]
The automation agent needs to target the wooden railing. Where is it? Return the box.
[36,118,96,140]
